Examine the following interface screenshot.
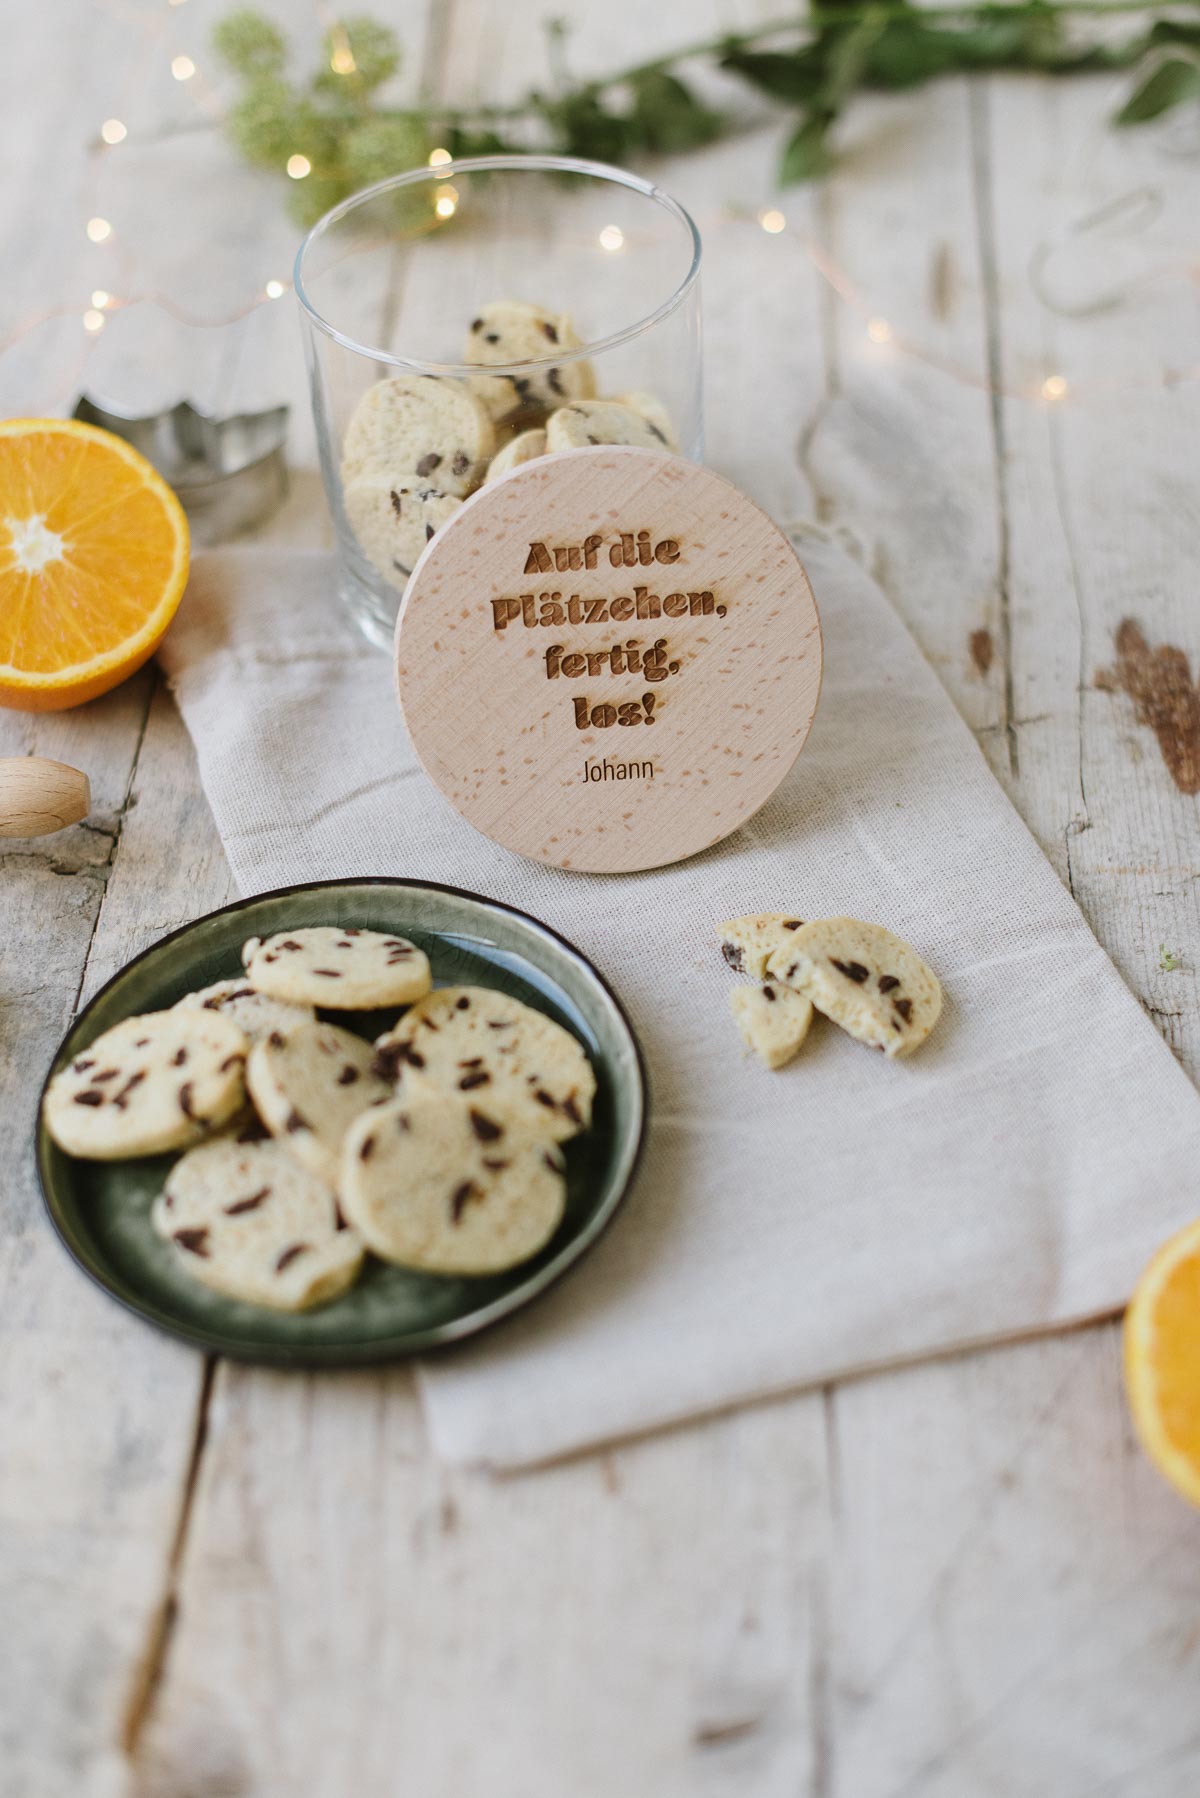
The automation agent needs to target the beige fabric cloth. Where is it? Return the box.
[159,544,1200,1468]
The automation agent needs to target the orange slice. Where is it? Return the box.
[0,418,189,712]
[1124,1217,1200,1507]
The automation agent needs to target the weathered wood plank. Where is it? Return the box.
[0,9,221,1791]
[0,675,221,1798]
[828,1324,1200,1798]
[134,1369,831,1798]
[980,74,1200,1078]
[800,79,1007,748]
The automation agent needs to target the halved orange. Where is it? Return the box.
[1125,1216,1200,1507]
[0,418,189,711]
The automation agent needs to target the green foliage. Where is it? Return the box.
[719,47,828,103]
[531,70,722,161]
[1116,55,1200,123]
[226,76,300,170]
[780,115,834,181]
[213,4,1200,221]
[343,115,429,185]
[539,89,635,162]
[212,11,427,226]
[443,124,514,159]
[626,72,723,153]
[314,17,402,96]
[212,10,287,78]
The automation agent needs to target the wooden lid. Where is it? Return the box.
[395,447,822,873]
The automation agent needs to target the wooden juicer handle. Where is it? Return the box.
[0,758,91,837]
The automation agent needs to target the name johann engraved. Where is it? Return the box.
[582,758,655,784]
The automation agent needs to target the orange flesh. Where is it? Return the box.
[0,419,189,710]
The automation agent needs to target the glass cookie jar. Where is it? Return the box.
[294,155,703,648]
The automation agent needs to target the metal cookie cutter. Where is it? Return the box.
[72,396,288,546]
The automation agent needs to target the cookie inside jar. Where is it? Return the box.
[339,297,683,592]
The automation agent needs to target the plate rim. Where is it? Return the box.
[34,874,648,1366]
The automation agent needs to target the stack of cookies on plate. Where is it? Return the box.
[340,297,679,589]
[43,926,596,1312]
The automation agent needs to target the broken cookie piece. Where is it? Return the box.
[717,912,806,980]
[729,983,814,1070]
[767,917,942,1059]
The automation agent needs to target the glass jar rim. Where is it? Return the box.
[292,153,702,376]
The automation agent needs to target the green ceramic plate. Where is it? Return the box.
[36,878,646,1365]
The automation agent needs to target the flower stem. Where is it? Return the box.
[422,0,1191,124]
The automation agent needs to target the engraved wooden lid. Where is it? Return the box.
[395,447,823,874]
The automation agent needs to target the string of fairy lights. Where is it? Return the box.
[6,0,1197,409]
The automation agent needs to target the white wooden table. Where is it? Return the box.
[5,3,1200,1792]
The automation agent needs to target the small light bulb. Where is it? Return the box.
[428,147,452,167]
[287,154,312,180]
[265,279,286,300]
[867,317,892,344]
[758,209,786,234]
[598,224,624,252]
[330,45,356,74]
[1041,374,1068,402]
[100,118,127,145]
[171,54,196,81]
[91,289,111,309]
[86,216,112,243]
[434,186,458,219]
[82,309,106,334]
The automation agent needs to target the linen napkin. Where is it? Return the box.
[160,544,1200,1468]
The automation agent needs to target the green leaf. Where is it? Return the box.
[1150,19,1200,48]
[953,16,1047,67]
[628,70,723,152]
[542,90,634,162]
[719,47,827,104]
[866,5,1068,80]
[821,10,890,108]
[212,10,287,78]
[864,22,959,88]
[444,124,521,159]
[1038,40,1149,73]
[780,114,833,183]
[1115,56,1200,124]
